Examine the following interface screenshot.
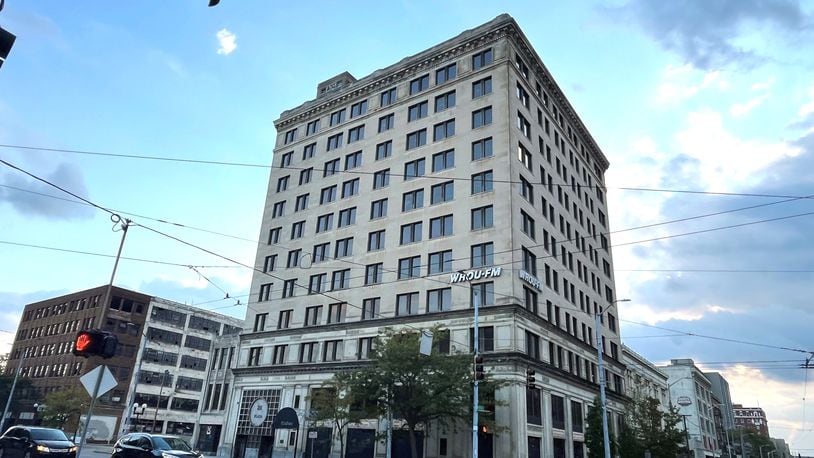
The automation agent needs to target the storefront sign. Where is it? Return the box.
[250,399,268,426]
[449,267,502,283]
[519,270,542,291]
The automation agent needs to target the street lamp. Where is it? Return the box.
[596,298,630,458]
[458,269,482,458]
[131,403,147,432]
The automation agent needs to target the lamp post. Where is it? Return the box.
[457,269,482,458]
[151,370,170,433]
[596,298,629,458]
[131,403,147,432]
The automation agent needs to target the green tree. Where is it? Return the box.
[617,396,684,458]
[743,429,774,457]
[0,375,40,430]
[585,397,616,458]
[307,372,374,458]
[347,330,503,458]
[41,387,88,431]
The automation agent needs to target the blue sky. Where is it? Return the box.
[1,0,813,452]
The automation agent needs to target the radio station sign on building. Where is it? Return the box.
[449,267,502,283]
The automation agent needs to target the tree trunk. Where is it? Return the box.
[408,424,418,458]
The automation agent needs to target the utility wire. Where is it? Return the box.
[4,142,814,200]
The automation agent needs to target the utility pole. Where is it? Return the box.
[152,369,170,433]
[595,312,611,458]
[1,349,27,432]
[76,217,130,458]
[472,288,480,458]
[681,415,691,457]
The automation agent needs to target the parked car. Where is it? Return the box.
[112,434,201,458]
[0,426,77,458]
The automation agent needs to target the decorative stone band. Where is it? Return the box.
[449,267,503,283]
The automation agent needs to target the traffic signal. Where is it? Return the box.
[473,354,485,381]
[73,330,118,358]
[526,368,536,388]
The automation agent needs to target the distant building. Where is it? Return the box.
[4,285,240,445]
[733,404,770,436]
[622,345,669,409]
[771,437,791,458]
[705,372,735,430]
[660,359,720,458]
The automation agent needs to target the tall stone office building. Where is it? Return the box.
[227,14,625,458]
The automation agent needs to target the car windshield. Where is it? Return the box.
[30,429,69,441]
[152,437,192,451]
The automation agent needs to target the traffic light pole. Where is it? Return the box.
[76,217,130,457]
[1,349,27,432]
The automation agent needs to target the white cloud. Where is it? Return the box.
[798,84,814,118]
[216,28,237,56]
[619,302,735,325]
[729,93,769,117]
[654,64,728,105]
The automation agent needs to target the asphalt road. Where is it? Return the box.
[78,443,114,458]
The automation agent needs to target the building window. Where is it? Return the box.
[402,189,425,211]
[253,313,267,332]
[428,250,453,275]
[432,149,454,172]
[404,158,426,180]
[316,213,334,233]
[435,63,456,84]
[341,179,360,199]
[551,395,565,430]
[248,347,262,366]
[430,181,454,204]
[525,330,540,360]
[520,176,534,202]
[277,310,292,329]
[518,112,531,138]
[276,175,289,192]
[378,113,395,132]
[527,387,542,425]
[370,198,388,219]
[408,101,429,122]
[286,249,301,268]
[263,255,277,273]
[471,242,494,268]
[271,201,285,218]
[515,54,529,78]
[400,221,422,244]
[522,247,537,275]
[362,298,379,320]
[472,137,493,160]
[435,90,456,112]
[472,48,493,70]
[308,274,326,294]
[281,279,296,298]
[323,340,342,362]
[471,171,494,194]
[338,207,356,227]
[344,151,362,170]
[429,214,453,238]
[326,133,343,151]
[409,74,430,94]
[365,263,383,285]
[373,169,390,189]
[327,303,345,324]
[472,77,492,98]
[348,125,365,143]
[396,292,419,316]
[471,281,494,307]
[471,206,494,230]
[367,230,385,251]
[295,194,308,212]
[284,129,297,145]
[302,143,316,160]
[380,87,397,107]
[517,82,530,108]
[469,326,494,351]
[320,185,337,204]
[518,142,532,169]
[398,256,421,279]
[524,286,538,314]
[272,345,286,365]
[521,211,536,240]
[299,342,317,363]
[350,100,368,118]
[313,243,330,263]
[406,129,427,150]
[427,288,452,313]
[268,227,281,244]
[299,167,312,185]
[571,401,584,433]
[306,119,320,136]
[334,237,353,258]
[376,141,392,160]
[304,306,322,327]
[433,119,455,141]
[259,283,272,302]
[357,337,374,360]
[330,109,346,126]
[472,106,493,128]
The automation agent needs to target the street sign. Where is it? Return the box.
[80,366,117,398]
[308,431,318,439]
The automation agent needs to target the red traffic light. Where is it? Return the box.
[73,330,118,359]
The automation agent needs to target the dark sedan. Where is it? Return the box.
[112,434,200,458]
[0,426,77,458]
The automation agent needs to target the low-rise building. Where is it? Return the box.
[660,359,720,458]
[622,345,669,409]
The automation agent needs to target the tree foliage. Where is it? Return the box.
[42,387,88,431]
[345,330,502,458]
[585,397,617,458]
[307,372,374,458]
[617,396,684,458]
